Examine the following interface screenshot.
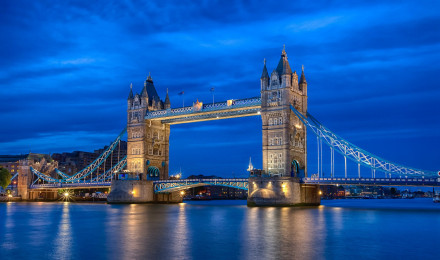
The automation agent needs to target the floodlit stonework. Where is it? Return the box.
[127,74,170,180]
[261,47,308,177]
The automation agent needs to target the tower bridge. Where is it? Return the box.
[14,47,438,205]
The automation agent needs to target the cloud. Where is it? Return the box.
[0,0,439,176]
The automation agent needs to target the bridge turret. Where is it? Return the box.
[141,75,149,108]
[260,59,269,91]
[128,83,134,109]
[291,71,299,92]
[276,46,292,88]
[299,65,307,96]
[164,89,171,109]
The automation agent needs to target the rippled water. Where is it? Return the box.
[1,199,440,259]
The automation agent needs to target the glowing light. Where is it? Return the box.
[8,194,12,198]
[281,184,286,188]
[319,190,322,195]
[60,190,73,201]
[132,190,135,195]
[295,124,302,129]
[180,191,185,196]
[257,111,261,115]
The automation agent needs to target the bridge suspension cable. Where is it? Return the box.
[30,128,127,183]
[91,156,127,182]
[290,105,436,177]
[10,172,18,181]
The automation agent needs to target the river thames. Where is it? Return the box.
[1,199,439,259]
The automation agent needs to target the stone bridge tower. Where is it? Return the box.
[260,47,308,177]
[127,74,170,179]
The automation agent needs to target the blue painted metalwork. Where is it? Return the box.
[91,156,127,182]
[30,181,112,189]
[10,172,18,181]
[55,169,70,179]
[290,105,437,178]
[153,178,249,193]
[145,97,261,124]
[30,128,127,183]
[302,177,440,187]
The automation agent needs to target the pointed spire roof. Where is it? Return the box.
[165,88,170,105]
[276,45,292,75]
[141,82,148,97]
[300,65,307,84]
[261,58,269,79]
[247,157,254,171]
[142,72,161,105]
[128,83,134,99]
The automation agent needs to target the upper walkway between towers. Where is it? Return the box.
[144,97,261,124]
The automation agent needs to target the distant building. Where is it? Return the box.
[0,154,28,175]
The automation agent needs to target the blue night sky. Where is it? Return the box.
[1,1,439,178]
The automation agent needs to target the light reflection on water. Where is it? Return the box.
[1,199,440,260]
[53,203,72,259]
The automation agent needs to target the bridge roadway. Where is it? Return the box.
[27,177,440,192]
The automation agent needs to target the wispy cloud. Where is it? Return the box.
[0,0,439,175]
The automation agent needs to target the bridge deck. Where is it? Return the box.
[27,177,440,191]
[302,177,440,187]
[30,182,112,189]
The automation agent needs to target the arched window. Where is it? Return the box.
[269,118,273,125]
[153,144,160,155]
[274,118,278,125]
[279,117,282,125]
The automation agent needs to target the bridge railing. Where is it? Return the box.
[302,177,440,186]
[145,97,261,119]
[153,178,249,192]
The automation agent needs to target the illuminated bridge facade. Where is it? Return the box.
[12,47,438,204]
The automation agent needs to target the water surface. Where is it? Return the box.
[1,199,439,259]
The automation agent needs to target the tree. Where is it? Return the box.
[0,167,12,190]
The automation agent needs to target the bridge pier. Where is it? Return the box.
[247,177,320,207]
[107,180,182,204]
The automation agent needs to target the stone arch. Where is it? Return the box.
[291,160,300,177]
[147,166,160,178]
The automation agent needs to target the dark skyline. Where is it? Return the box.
[1,1,439,177]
